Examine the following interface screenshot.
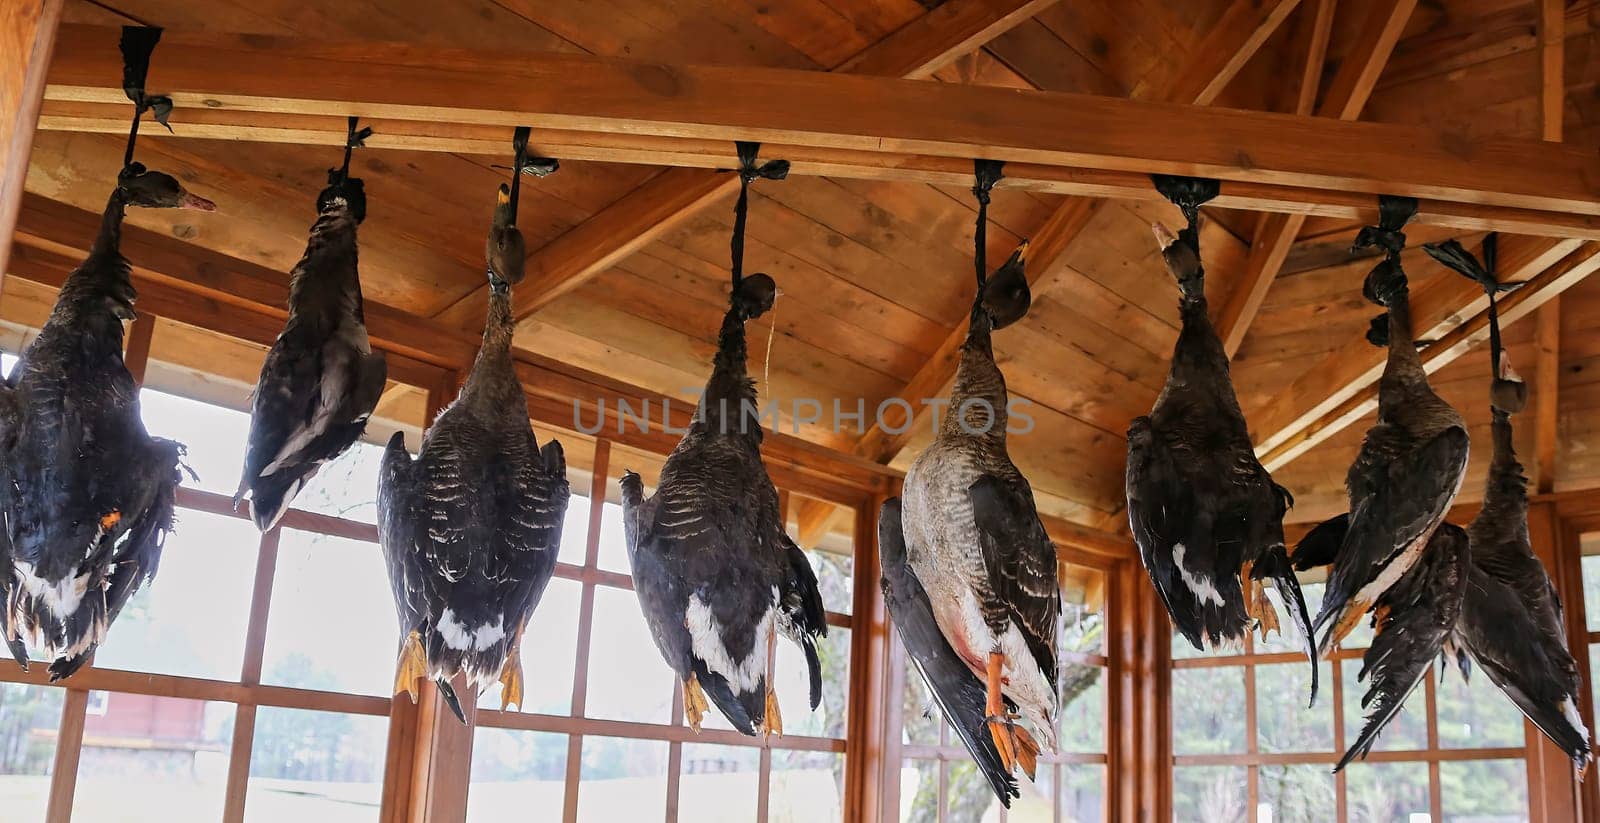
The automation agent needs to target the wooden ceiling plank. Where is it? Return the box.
[1214,0,1414,358]
[1255,238,1600,472]
[0,0,62,283]
[39,25,1600,218]
[794,0,1302,543]
[1534,0,1566,493]
[423,0,1064,331]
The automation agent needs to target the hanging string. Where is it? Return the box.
[728,141,788,291]
[508,126,531,224]
[328,116,374,187]
[972,160,1004,290]
[1150,175,1221,260]
[761,294,779,392]
[118,26,174,169]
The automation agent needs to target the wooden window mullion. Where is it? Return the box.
[223,526,281,823]
[43,687,88,823]
[563,438,610,823]
[1425,672,1442,820]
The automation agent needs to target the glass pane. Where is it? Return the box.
[466,727,566,823]
[771,749,843,823]
[1172,667,1247,754]
[71,695,232,822]
[1061,764,1105,823]
[596,500,631,574]
[948,758,1006,823]
[1439,759,1528,822]
[245,707,387,823]
[1345,761,1429,822]
[0,683,64,821]
[1341,660,1427,752]
[293,440,386,524]
[807,548,854,615]
[679,743,759,822]
[1016,763,1055,818]
[1256,662,1334,754]
[1060,663,1105,753]
[576,736,668,821]
[1257,764,1334,823]
[897,759,938,823]
[1582,554,1600,632]
[262,530,396,697]
[558,495,589,567]
[899,645,943,746]
[1257,581,1323,655]
[138,389,250,497]
[95,508,258,681]
[775,626,848,738]
[1062,599,1105,657]
[585,585,674,724]
[1436,665,1526,749]
[477,577,581,715]
[1172,766,1246,823]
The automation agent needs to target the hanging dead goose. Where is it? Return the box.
[1302,196,1470,657]
[881,160,1057,792]
[620,143,827,737]
[1426,236,1591,770]
[0,27,212,680]
[235,118,387,531]
[377,129,569,721]
[1125,175,1316,701]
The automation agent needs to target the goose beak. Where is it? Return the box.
[1151,222,1178,252]
[178,191,217,212]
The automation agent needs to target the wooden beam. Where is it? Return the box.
[1534,0,1565,494]
[793,0,1305,544]
[40,25,1600,218]
[0,0,62,282]
[426,0,1063,330]
[1215,0,1413,358]
[43,687,87,823]
[1257,239,1600,471]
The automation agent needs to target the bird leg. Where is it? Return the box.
[759,618,783,738]
[1239,562,1280,638]
[497,620,527,712]
[99,510,121,531]
[984,651,1039,780]
[683,673,710,733]
[1326,599,1371,656]
[394,630,427,703]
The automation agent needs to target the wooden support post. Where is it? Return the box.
[124,312,156,385]
[1110,560,1140,823]
[1523,501,1582,821]
[0,0,62,281]
[43,687,88,823]
[844,496,890,823]
[1534,0,1565,493]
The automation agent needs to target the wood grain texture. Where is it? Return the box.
[0,0,62,281]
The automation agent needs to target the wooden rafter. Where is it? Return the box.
[0,0,62,282]
[38,26,1600,222]
[793,0,1304,544]
[1214,0,1416,358]
[1256,239,1600,471]
[1534,0,1565,493]
[428,0,1064,330]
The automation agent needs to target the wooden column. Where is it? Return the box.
[1533,0,1565,494]
[1524,501,1584,820]
[0,0,62,282]
[1135,569,1172,821]
[845,495,890,823]
[1110,559,1141,823]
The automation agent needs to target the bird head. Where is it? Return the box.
[1152,222,1203,299]
[731,273,777,321]
[1491,356,1527,414]
[117,163,215,211]
[1362,257,1407,307]
[316,174,367,223]
[978,241,1031,329]
[487,183,527,289]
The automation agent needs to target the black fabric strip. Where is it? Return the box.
[972,160,1003,289]
[727,141,788,291]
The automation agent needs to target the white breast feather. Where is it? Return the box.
[684,589,776,696]
[1173,543,1224,607]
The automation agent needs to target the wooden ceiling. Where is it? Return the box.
[7,0,1600,541]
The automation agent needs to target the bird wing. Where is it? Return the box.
[778,530,828,709]
[1320,425,1469,644]
[969,473,1059,691]
[377,431,429,635]
[1460,556,1590,766]
[487,433,569,632]
[879,497,1018,807]
[1340,523,1469,770]
[1126,421,1249,650]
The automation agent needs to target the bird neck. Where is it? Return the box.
[1477,409,1530,547]
[1173,295,1229,373]
[696,307,760,438]
[463,282,517,399]
[1377,285,1427,410]
[941,315,1009,443]
[287,206,362,317]
[49,191,131,331]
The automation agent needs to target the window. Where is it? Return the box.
[891,560,1111,822]
[1170,581,1530,822]
[466,447,860,822]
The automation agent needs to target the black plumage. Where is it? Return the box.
[879,497,1018,807]
[1307,196,1470,656]
[236,123,386,531]
[619,271,827,736]
[1126,176,1316,699]
[0,163,213,680]
[377,164,570,722]
[1427,238,1592,770]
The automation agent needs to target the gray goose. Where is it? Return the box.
[0,28,214,680]
[1125,176,1315,701]
[620,143,827,737]
[882,160,1057,788]
[1303,196,1470,656]
[236,118,387,531]
[377,131,568,721]
[1427,237,1591,770]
